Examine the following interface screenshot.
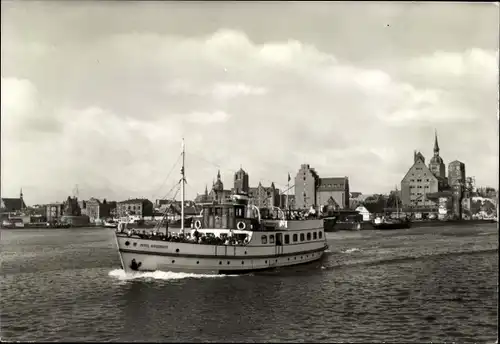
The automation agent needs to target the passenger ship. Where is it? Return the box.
[115,140,328,274]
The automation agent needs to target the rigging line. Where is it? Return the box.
[153,183,182,231]
[151,152,183,201]
[159,179,182,202]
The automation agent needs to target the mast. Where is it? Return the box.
[395,185,399,217]
[286,173,290,218]
[181,138,186,235]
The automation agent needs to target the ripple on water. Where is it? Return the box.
[0,225,498,343]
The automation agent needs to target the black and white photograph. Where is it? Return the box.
[1,1,498,343]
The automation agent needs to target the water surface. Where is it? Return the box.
[1,224,498,342]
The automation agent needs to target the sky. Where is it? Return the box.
[1,1,499,205]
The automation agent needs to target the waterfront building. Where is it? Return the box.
[0,189,27,213]
[448,160,466,188]
[78,200,88,216]
[86,198,116,221]
[46,202,65,222]
[194,185,211,204]
[316,177,350,210]
[279,194,295,209]
[401,152,440,208]
[116,198,154,218]
[400,131,469,219]
[294,164,320,210]
[63,196,82,216]
[293,164,350,210]
[248,182,280,208]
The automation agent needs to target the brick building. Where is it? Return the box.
[293,164,350,210]
[294,164,320,209]
[86,198,116,221]
[400,152,440,207]
[248,182,280,208]
[0,189,26,213]
[400,131,467,213]
[316,177,350,209]
[116,198,154,218]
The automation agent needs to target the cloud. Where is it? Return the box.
[212,82,268,99]
[1,17,498,204]
[185,111,231,124]
[165,80,268,100]
[407,48,499,85]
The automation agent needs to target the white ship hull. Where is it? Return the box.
[118,247,326,274]
[115,220,328,274]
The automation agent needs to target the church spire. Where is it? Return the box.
[217,169,221,180]
[434,129,440,154]
[20,188,24,210]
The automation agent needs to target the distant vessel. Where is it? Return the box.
[373,186,411,230]
[103,220,118,228]
[372,217,411,230]
[114,139,328,274]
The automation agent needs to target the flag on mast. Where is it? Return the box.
[288,173,291,182]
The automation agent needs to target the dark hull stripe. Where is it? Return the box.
[119,245,327,260]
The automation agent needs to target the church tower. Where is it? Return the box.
[234,167,249,194]
[213,170,224,192]
[428,130,446,180]
[20,188,24,211]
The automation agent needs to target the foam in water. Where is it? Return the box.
[108,269,236,281]
[342,248,361,253]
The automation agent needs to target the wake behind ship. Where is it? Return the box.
[114,139,328,274]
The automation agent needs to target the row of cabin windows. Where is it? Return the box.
[261,231,323,245]
[205,207,245,218]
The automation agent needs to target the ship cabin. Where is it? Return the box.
[194,194,263,232]
[192,194,309,234]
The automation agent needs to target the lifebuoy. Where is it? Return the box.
[237,221,246,230]
[194,220,202,230]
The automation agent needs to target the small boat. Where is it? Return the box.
[373,217,411,230]
[104,220,118,228]
[372,186,411,230]
[114,139,329,274]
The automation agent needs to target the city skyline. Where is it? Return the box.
[1,2,498,205]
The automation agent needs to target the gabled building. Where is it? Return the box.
[294,164,351,210]
[194,185,211,204]
[316,177,350,210]
[1,189,27,213]
[248,182,280,208]
[117,198,154,218]
[401,152,440,207]
[294,164,320,210]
